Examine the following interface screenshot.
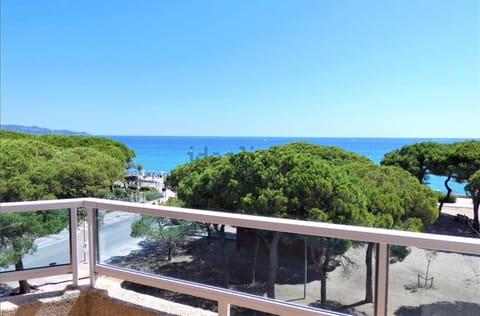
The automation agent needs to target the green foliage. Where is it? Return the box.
[0,131,135,276]
[0,209,69,268]
[382,140,480,190]
[169,141,439,300]
[381,142,440,183]
[466,170,480,230]
[170,143,372,225]
[145,190,162,201]
[390,245,411,263]
[436,192,457,203]
[170,141,438,230]
[382,140,480,214]
[0,130,135,166]
[113,187,128,198]
[466,170,480,194]
[444,141,480,182]
[164,197,185,207]
[131,216,197,260]
[0,132,134,202]
[345,163,438,231]
[307,236,352,256]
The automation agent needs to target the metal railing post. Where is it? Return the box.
[375,243,389,316]
[87,207,97,287]
[69,207,78,287]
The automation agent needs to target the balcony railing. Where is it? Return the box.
[1,198,479,316]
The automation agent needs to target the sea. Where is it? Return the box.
[108,136,475,194]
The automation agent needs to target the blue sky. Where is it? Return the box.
[1,0,479,137]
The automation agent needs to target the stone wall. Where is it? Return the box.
[0,279,216,316]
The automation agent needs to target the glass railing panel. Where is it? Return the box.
[96,211,375,316]
[0,208,71,272]
[387,245,480,315]
[96,209,143,264]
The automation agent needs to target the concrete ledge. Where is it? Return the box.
[0,278,216,316]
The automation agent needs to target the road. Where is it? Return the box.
[0,212,143,272]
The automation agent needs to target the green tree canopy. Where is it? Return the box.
[0,131,135,293]
[381,142,441,183]
[381,140,480,213]
[345,162,438,302]
[167,142,438,302]
[347,163,438,231]
[466,170,480,230]
[168,143,372,299]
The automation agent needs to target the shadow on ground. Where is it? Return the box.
[423,213,479,238]
[309,300,370,316]
[394,301,480,316]
[0,283,16,297]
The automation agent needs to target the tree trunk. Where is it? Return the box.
[438,174,452,213]
[205,223,212,245]
[251,231,260,283]
[473,192,479,231]
[419,166,428,184]
[266,232,281,299]
[365,242,374,303]
[214,224,230,288]
[15,260,31,294]
[320,250,330,306]
[167,246,172,261]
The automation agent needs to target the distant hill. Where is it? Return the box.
[0,124,89,135]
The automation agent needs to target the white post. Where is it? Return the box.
[218,301,231,316]
[87,207,96,287]
[69,208,78,287]
[375,243,389,316]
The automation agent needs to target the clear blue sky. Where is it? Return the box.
[1,0,479,137]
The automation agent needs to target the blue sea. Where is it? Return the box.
[108,136,474,194]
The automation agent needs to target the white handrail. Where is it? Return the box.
[83,198,480,255]
[2,198,478,255]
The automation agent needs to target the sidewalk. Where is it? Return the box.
[442,197,475,219]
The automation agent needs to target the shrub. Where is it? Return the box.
[145,191,162,201]
[437,192,457,203]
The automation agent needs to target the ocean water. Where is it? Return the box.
[108,136,472,194]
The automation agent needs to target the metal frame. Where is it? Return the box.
[94,264,346,316]
[1,198,479,316]
[69,207,79,287]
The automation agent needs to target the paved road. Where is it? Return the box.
[0,212,143,272]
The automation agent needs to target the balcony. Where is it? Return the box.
[1,198,479,316]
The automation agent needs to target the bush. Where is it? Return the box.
[114,187,127,197]
[164,197,184,207]
[437,192,457,203]
[145,191,162,201]
[390,245,411,263]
